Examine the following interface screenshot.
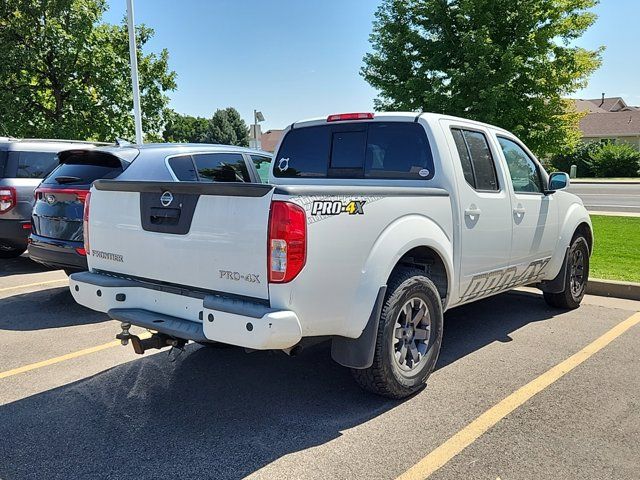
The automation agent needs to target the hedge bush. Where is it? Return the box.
[588,143,640,177]
[551,141,640,178]
[550,142,598,177]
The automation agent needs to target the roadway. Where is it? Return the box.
[1,255,639,479]
[568,183,640,214]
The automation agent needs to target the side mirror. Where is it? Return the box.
[547,172,570,193]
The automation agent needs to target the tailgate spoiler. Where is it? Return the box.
[93,180,274,197]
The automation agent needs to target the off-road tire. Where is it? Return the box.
[543,235,589,309]
[351,267,443,399]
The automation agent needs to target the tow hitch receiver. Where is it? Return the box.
[116,322,187,354]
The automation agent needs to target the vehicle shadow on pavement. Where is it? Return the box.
[437,290,555,369]
[0,287,108,330]
[0,290,563,480]
[0,254,54,277]
[0,343,397,480]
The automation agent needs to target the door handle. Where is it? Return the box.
[513,206,526,215]
[464,206,482,217]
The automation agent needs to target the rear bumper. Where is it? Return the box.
[0,218,30,249]
[28,234,87,271]
[68,271,302,350]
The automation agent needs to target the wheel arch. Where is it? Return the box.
[336,214,453,343]
[574,221,594,255]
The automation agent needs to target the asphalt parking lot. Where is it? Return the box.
[1,255,639,480]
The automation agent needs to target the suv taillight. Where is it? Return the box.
[35,187,89,203]
[0,187,17,214]
[268,201,306,283]
[83,191,91,256]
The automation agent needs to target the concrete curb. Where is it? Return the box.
[587,279,640,301]
[571,179,640,185]
[589,211,640,218]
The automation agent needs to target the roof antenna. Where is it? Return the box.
[599,93,605,107]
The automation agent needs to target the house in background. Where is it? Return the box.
[573,96,640,149]
[259,129,284,153]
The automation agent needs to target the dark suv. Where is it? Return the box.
[0,138,103,258]
[29,147,136,272]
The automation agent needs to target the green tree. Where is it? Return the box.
[0,0,176,141]
[205,107,249,146]
[362,0,603,157]
[162,110,209,143]
[162,107,249,146]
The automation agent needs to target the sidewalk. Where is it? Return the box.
[572,178,640,184]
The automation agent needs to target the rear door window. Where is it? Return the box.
[168,155,198,181]
[250,155,272,183]
[450,128,499,191]
[275,122,434,180]
[12,151,59,178]
[192,153,251,183]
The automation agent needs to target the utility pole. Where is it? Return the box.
[251,110,265,149]
[127,0,144,144]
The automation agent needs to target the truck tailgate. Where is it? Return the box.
[88,181,274,300]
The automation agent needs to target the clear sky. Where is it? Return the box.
[104,0,638,131]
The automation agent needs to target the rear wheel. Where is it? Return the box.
[351,267,443,399]
[544,235,589,309]
[0,246,27,259]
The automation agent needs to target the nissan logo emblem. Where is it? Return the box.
[45,194,56,205]
[160,191,174,207]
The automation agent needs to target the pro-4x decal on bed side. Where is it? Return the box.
[290,196,384,225]
[460,257,551,302]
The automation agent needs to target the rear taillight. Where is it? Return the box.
[268,201,306,283]
[327,112,374,122]
[35,187,89,203]
[0,187,17,214]
[83,192,91,255]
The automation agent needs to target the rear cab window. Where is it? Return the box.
[274,122,435,180]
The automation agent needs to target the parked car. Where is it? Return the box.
[0,138,104,259]
[29,144,272,272]
[69,112,591,398]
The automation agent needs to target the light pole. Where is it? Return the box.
[127,0,144,144]
[251,110,265,149]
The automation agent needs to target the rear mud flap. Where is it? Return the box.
[331,286,387,369]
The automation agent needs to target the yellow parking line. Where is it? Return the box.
[0,332,152,380]
[396,311,640,480]
[0,279,68,294]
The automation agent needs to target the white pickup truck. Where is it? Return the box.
[70,112,592,398]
